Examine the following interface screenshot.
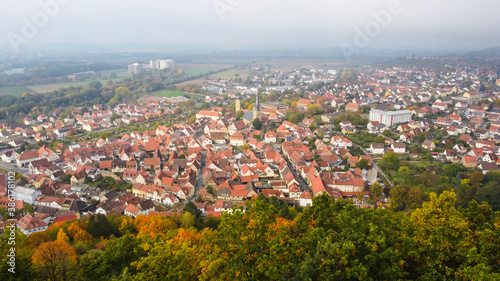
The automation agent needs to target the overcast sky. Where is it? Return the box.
[1,0,499,53]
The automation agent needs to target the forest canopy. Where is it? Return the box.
[1,191,499,280]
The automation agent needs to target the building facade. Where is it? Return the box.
[369,110,412,127]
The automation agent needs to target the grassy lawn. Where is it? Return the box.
[152,90,202,99]
[0,86,34,96]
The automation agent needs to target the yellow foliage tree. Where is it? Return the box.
[67,221,93,243]
[32,238,78,281]
[56,229,69,242]
[137,215,177,239]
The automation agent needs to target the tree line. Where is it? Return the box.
[1,191,499,280]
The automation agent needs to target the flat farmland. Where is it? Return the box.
[0,86,33,96]
[175,68,249,87]
[152,90,202,99]
[26,69,130,93]
[213,69,250,80]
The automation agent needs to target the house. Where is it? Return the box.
[391,143,406,154]
[17,214,48,235]
[228,121,247,136]
[346,102,360,112]
[143,158,161,172]
[71,172,87,184]
[54,127,73,138]
[1,150,19,163]
[422,139,436,150]
[299,191,313,207]
[479,162,498,174]
[124,200,155,217]
[462,156,478,168]
[9,138,25,148]
[162,193,179,206]
[229,131,245,147]
[369,143,385,155]
[16,149,40,167]
[264,131,277,143]
[474,128,490,140]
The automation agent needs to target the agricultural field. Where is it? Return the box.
[0,86,34,96]
[178,64,232,77]
[152,90,202,99]
[212,69,250,80]
[26,69,131,93]
[184,68,216,76]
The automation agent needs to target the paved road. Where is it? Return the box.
[192,131,207,201]
[283,156,310,192]
[0,148,29,175]
[0,160,29,175]
[352,143,393,187]
[193,149,206,200]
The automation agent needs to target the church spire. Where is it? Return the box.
[255,91,260,110]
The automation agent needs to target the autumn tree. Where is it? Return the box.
[390,184,423,211]
[32,231,78,281]
[114,87,131,97]
[67,221,93,244]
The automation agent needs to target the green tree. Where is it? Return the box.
[235,110,244,121]
[88,81,102,89]
[252,118,262,130]
[370,182,383,206]
[183,201,202,221]
[86,214,119,239]
[115,87,131,97]
[397,166,412,184]
[355,158,369,170]
[380,151,400,171]
[390,184,423,211]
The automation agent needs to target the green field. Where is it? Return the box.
[25,69,131,94]
[184,68,216,76]
[0,86,34,96]
[214,69,250,80]
[152,90,202,99]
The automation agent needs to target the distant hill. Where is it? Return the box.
[466,46,500,58]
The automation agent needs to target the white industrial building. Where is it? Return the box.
[150,59,175,70]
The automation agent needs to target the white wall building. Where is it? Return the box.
[369,110,412,127]
[14,186,42,205]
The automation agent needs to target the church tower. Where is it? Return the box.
[253,92,262,121]
[235,99,241,112]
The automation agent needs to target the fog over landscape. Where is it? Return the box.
[1,0,499,53]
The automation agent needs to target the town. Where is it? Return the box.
[0,55,499,236]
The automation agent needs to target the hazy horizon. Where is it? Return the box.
[1,0,499,54]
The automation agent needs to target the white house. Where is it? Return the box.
[17,214,48,235]
[265,131,277,143]
[391,143,406,154]
[369,143,385,155]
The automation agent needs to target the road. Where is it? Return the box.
[0,160,29,176]
[352,143,393,187]
[192,130,207,201]
[283,156,310,192]
[193,149,206,200]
